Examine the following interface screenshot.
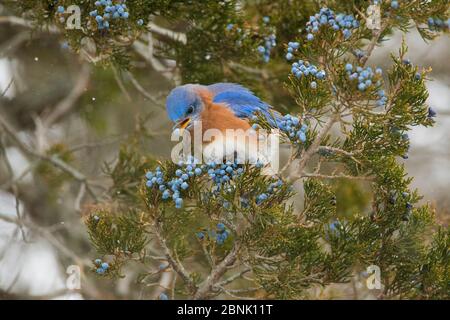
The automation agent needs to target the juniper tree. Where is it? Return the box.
[1,0,449,300]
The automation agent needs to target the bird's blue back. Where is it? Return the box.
[207,83,280,125]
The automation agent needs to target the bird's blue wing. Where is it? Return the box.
[209,83,280,125]
[207,83,253,96]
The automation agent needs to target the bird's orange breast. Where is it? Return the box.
[197,88,251,135]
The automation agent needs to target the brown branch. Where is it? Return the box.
[153,222,196,293]
[216,267,251,287]
[112,66,132,102]
[0,113,98,200]
[0,16,60,33]
[298,172,375,181]
[126,71,164,107]
[1,78,14,97]
[147,22,187,44]
[318,146,355,158]
[43,64,91,127]
[293,113,340,180]
[194,242,241,300]
[360,22,388,66]
[0,212,91,267]
[215,285,257,300]
[317,146,362,164]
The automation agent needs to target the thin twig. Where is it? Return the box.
[74,183,86,212]
[279,144,296,175]
[132,36,174,81]
[0,16,59,33]
[299,172,375,181]
[67,135,126,153]
[0,113,98,200]
[147,22,187,44]
[318,146,362,164]
[0,162,35,190]
[216,267,251,287]
[0,139,28,241]
[171,273,178,300]
[153,221,196,293]
[1,78,14,97]
[194,242,241,300]
[0,212,91,267]
[292,113,340,181]
[112,66,132,102]
[215,285,256,300]
[360,22,388,66]
[43,64,91,127]
[126,71,164,107]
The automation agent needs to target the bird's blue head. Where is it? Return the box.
[166,84,204,131]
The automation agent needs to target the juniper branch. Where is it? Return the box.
[299,172,375,181]
[194,242,241,300]
[292,113,340,180]
[153,221,196,293]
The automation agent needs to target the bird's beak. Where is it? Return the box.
[173,118,191,131]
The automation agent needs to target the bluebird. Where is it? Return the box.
[166,83,282,164]
[166,83,281,130]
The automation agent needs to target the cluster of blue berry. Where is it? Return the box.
[404,201,413,220]
[89,0,131,30]
[390,126,410,159]
[400,59,437,119]
[345,63,382,92]
[196,223,230,245]
[285,41,299,61]
[277,114,307,144]
[225,23,243,48]
[257,34,277,63]
[94,259,109,274]
[146,163,198,209]
[256,178,284,204]
[290,60,327,89]
[54,5,67,24]
[257,17,276,63]
[389,191,414,220]
[206,161,245,186]
[145,159,248,209]
[376,89,388,107]
[305,8,359,41]
[402,59,424,82]
[427,17,450,31]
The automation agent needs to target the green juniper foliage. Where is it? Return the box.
[8,0,449,299]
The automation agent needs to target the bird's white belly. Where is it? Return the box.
[202,129,280,175]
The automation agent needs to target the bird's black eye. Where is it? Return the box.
[186,105,194,115]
